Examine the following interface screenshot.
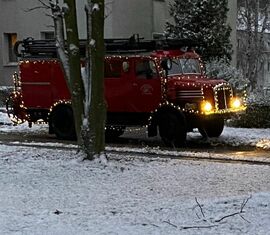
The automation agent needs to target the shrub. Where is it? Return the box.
[228,91,270,128]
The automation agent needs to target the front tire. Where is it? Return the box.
[198,118,224,138]
[158,112,187,148]
[50,104,76,140]
[105,126,125,140]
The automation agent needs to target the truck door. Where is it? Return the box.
[128,58,162,112]
[20,60,53,109]
[104,58,131,112]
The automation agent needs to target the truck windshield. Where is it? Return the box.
[168,58,201,75]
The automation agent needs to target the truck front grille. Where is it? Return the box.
[176,89,203,100]
[214,84,232,110]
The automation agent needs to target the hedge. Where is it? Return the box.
[228,104,270,128]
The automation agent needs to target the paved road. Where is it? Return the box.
[0,126,269,165]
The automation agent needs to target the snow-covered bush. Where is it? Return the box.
[206,61,270,128]
[228,90,270,128]
[206,59,249,92]
[247,90,270,106]
[228,103,270,128]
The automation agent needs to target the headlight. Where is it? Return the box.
[201,101,213,113]
[231,98,242,109]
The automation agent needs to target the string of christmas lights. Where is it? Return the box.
[7,55,247,135]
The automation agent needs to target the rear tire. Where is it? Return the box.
[198,118,224,138]
[158,112,187,148]
[50,104,76,140]
[105,126,125,140]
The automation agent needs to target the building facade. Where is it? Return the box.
[0,0,236,86]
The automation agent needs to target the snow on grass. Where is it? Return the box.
[0,109,48,134]
[0,145,269,234]
[189,127,270,150]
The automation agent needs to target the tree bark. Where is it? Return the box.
[51,0,105,160]
[84,0,106,159]
[63,0,85,148]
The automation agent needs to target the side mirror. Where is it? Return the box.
[161,58,172,71]
[122,61,129,72]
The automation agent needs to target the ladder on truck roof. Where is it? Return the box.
[14,34,197,58]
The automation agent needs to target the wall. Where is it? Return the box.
[0,0,156,86]
[0,0,236,86]
[0,0,52,86]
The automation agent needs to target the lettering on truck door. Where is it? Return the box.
[128,58,162,112]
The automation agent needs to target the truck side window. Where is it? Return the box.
[135,60,157,79]
[104,60,122,78]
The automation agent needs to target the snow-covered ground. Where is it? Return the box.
[0,110,270,234]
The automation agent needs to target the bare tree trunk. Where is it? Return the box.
[50,2,69,82]
[50,0,105,160]
[63,0,85,149]
[84,0,106,159]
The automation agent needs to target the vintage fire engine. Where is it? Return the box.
[6,37,246,147]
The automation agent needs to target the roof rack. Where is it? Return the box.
[14,34,198,58]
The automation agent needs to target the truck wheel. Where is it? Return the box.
[158,112,187,148]
[50,104,76,140]
[198,118,224,138]
[105,126,125,140]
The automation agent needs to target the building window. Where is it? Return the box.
[5,33,17,63]
[41,31,55,40]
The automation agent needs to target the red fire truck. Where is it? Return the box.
[6,37,246,147]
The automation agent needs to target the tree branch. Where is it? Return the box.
[163,220,178,228]
[25,0,51,12]
[181,224,218,230]
[195,197,205,218]
[215,196,251,223]
[215,211,243,223]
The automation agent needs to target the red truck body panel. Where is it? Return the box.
[20,60,70,109]
[19,57,163,114]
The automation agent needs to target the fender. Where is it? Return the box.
[147,104,186,137]
[48,100,75,139]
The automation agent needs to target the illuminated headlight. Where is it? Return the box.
[231,98,242,109]
[201,101,213,113]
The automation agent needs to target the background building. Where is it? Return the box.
[236,0,270,93]
[0,0,236,86]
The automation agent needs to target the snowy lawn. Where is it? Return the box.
[0,109,270,234]
[0,145,269,235]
